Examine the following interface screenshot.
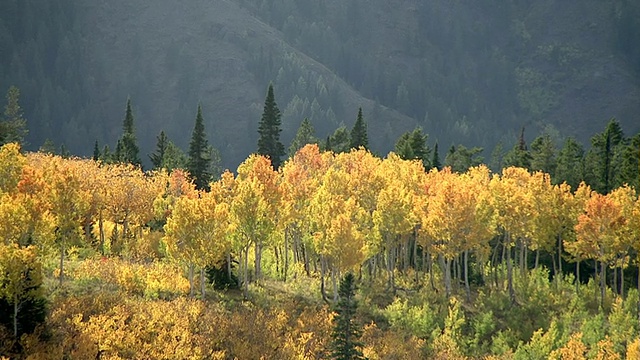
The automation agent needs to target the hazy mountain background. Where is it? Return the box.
[1,0,639,169]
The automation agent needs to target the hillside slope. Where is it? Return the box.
[0,0,638,167]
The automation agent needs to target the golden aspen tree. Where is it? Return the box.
[572,191,624,308]
[280,144,330,280]
[373,154,421,292]
[607,185,636,296]
[310,166,368,301]
[489,166,535,302]
[0,244,42,337]
[0,142,26,194]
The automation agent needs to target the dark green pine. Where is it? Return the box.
[349,107,368,150]
[590,118,624,193]
[432,141,441,170]
[329,272,365,360]
[150,130,169,170]
[188,104,212,190]
[257,84,285,169]
[119,98,141,166]
[93,140,100,161]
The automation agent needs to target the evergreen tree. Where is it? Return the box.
[0,85,28,146]
[349,107,368,150]
[93,140,100,161]
[490,142,505,173]
[326,126,351,153]
[257,84,285,169]
[150,131,169,169]
[395,127,430,168]
[590,118,625,193]
[329,272,365,360]
[616,132,640,190]
[444,144,483,173]
[39,139,56,155]
[164,141,188,171]
[188,104,216,190]
[530,133,557,177]
[118,98,141,166]
[432,141,441,170]
[288,118,318,157]
[101,145,112,163]
[503,127,532,169]
[555,137,585,189]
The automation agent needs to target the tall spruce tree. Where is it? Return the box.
[0,85,28,146]
[590,118,625,193]
[288,118,318,157]
[349,107,368,150]
[394,126,430,167]
[503,127,532,169]
[530,133,557,177]
[150,131,169,169]
[555,137,585,189]
[93,140,100,161]
[257,84,285,169]
[432,141,441,170]
[329,272,365,360]
[188,105,214,190]
[118,98,141,166]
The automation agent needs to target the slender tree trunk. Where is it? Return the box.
[440,255,451,298]
[13,295,18,338]
[506,233,515,303]
[302,243,310,277]
[551,252,558,287]
[613,265,618,296]
[189,262,194,298]
[320,256,328,302]
[557,234,563,278]
[331,266,338,302]
[284,231,289,282]
[99,212,105,255]
[200,268,205,299]
[254,242,262,282]
[59,238,65,287]
[535,249,539,269]
[428,252,436,291]
[274,246,280,278]
[600,260,606,309]
[576,260,580,294]
[243,247,249,299]
[464,250,470,302]
[620,265,624,298]
[227,252,232,283]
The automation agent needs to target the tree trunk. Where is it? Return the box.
[302,243,310,277]
[613,265,618,296]
[620,265,624,298]
[506,233,515,303]
[464,250,470,302]
[535,249,539,269]
[320,256,328,302]
[99,212,105,255]
[428,252,436,291]
[200,268,206,299]
[254,242,262,282]
[440,255,451,298]
[227,252,232,283]
[284,231,289,282]
[576,260,580,294]
[13,295,18,338]
[331,266,338,302]
[274,246,280,278]
[59,238,65,287]
[600,260,606,309]
[557,234,563,278]
[243,247,249,299]
[189,262,194,298]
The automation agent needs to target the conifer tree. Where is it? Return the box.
[530,133,557,176]
[150,131,169,169]
[188,104,214,190]
[0,86,28,146]
[329,272,365,360]
[118,98,141,166]
[395,126,430,167]
[349,107,368,150]
[257,84,285,169]
[326,126,351,153]
[555,137,584,189]
[93,140,100,161]
[288,118,318,157]
[590,118,625,193]
[503,127,532,169]
[432,141,441,170]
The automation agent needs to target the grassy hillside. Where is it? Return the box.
[0,0,638,167]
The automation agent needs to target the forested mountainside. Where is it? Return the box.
[1,0,639,168]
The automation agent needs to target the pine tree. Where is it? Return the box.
[530,133,557,176]
[327,126,351,153]
[590,118,625,193]
[0,85,28,146]
[188,104,215,190]
[329,272,365,360]
[503,127,532,169]
[118,98,141,166]
[288,118,318,157]
[432,141,442,170]
[555,137,584,189]
[150,131,169,169]
[257,84,285,169]
[349,107,368,150]
[93,140,100,161]
[39,139,56,155]
[395,127,430,168]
